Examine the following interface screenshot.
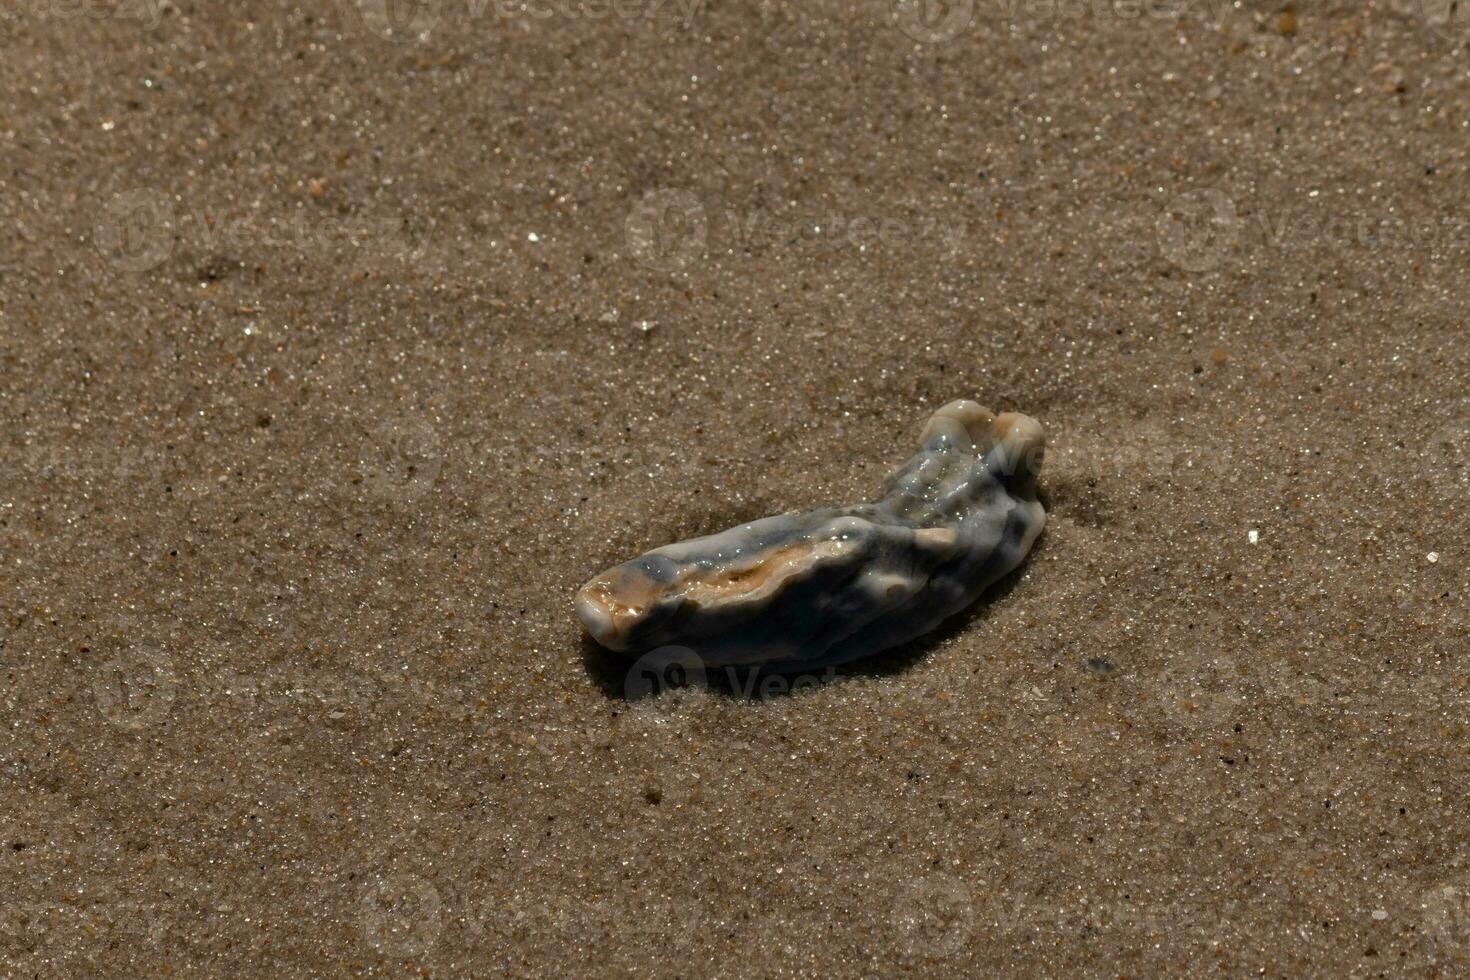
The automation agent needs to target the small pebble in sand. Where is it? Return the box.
[576,399,1047,669]
[1248,529,1260,544]
[1428,552,1439,564]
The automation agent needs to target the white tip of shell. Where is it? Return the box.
[920,400,997,453]
[574,586,630,652]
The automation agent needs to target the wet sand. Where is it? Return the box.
[3,0,1469,974]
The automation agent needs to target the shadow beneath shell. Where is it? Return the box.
[581,530,1047,703]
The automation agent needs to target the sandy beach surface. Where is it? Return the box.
[3,0,1469,975]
